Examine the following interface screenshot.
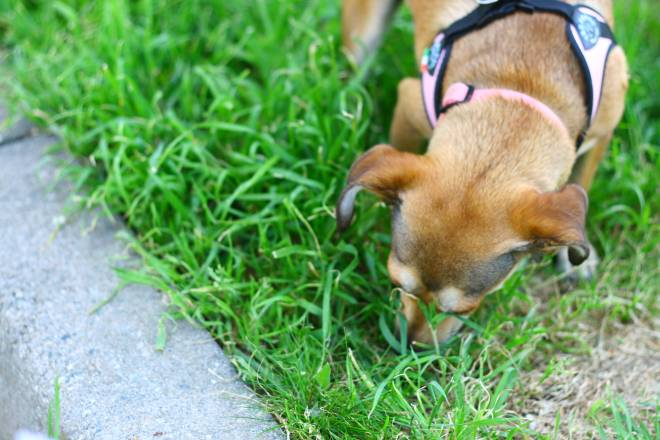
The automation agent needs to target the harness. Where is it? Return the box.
[420,0,616,147]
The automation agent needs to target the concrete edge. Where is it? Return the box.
[0,131,283,439]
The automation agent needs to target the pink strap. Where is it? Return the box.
[421,33,446,126]
[441,82,569,138]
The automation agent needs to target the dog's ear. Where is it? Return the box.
[336,144,428,232]
[511,184,590,265]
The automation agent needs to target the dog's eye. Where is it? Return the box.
[494,252,516,271]
[466,252,516,295]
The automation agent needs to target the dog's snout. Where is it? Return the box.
[387,253,423,294]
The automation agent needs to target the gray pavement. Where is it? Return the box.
[0,106,32,145]
[0,124,282,439]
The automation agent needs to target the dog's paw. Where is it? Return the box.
[555,242,599,291]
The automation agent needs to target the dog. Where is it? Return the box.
[336,0,628,345]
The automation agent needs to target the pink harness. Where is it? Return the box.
[440,82,570,138]
[420,0,616,146]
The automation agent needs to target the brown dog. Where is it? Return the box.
[337,0,628,345]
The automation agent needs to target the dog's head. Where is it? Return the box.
[336,144,589,343]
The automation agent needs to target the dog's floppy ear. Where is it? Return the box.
[336,144,428,232]
[511,184,590,265]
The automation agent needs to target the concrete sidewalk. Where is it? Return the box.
[0,122,282,438]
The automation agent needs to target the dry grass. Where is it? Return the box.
[511,319,659,438]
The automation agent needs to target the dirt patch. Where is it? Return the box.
[511,319,659,437]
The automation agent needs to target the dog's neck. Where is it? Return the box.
[427,96,576,193]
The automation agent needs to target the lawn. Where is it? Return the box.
[1,0,657,438]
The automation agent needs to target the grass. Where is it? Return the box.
[48,376,61,440]
[594,396,659,439]
[1,0,658,438]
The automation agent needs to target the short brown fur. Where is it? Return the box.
[339,0,628,345]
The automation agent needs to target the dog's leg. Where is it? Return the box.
[390,78,431,152]
[556,135,611,287]
[342,0,401,66]
[570,135,611,191]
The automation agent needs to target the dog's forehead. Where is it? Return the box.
[399,185,518,245]
[394,201,484,259]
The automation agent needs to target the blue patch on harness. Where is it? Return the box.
[427,40,442,71]
[576,12,600,50]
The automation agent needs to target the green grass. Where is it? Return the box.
[1,0,658,438]
[592,396,659,440]
[48,376,61,440]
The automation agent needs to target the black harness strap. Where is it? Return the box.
[421,0,617,148]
